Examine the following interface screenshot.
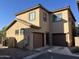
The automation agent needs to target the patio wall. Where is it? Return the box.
[75,37,79,47]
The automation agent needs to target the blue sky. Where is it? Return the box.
[0,0,79,29]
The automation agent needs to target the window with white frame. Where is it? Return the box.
[29,12,35,21]
[55,13,62,21]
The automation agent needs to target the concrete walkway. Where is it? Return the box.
[0,44,8,48]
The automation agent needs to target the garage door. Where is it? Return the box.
[52,34,67,46]
[33,33,44,48]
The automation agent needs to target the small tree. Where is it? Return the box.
[0,26,7,44]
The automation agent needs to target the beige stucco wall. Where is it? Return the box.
[67,11,75,46]
[51,10,69,33]
[30,8,49,33]
[28,32,33,50]
[6,21,30,43]
[16,8,40,27]
[50,10,75,46]
[16,8,49,33]
[6,7,50,49]
[75,37,79,47]
[39,8,49,32]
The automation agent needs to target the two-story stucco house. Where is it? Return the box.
[5,4,76,50]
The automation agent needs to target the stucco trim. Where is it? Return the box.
[5,18,41,31]
[52,6,70,13]
[5,20,17,31]
[16,18,41,29]
[52,33,66,35]
[52,6,76,21]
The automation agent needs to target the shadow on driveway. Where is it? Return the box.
[0,48,37,59]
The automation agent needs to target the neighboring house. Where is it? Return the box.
[5,4,76,50]
[77,0,79,9]
[74,1,79,47]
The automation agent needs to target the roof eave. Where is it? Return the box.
[16,4,51,16]
[5,20,17,31]
[52,6,76,22]
[52,6,70,13]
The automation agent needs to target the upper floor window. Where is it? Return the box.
[15,30,19,35]
[52,15,56,22]
[55,13,62,21]
[29,12,36,21]
[52,13,62,22]
[43,12,47,22]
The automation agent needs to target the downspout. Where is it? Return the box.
[49,13,53,46]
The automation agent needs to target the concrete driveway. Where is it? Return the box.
[33,52,79,59]
[0,46,79,59]
[23,46,79,59]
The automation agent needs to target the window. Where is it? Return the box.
[52,13,62,22]
[20,29,24,35]
[15,30,19,35]
[43,12,47,22]
[29,12,35,21]
[55,13,62,21]
[52,15,56,22]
